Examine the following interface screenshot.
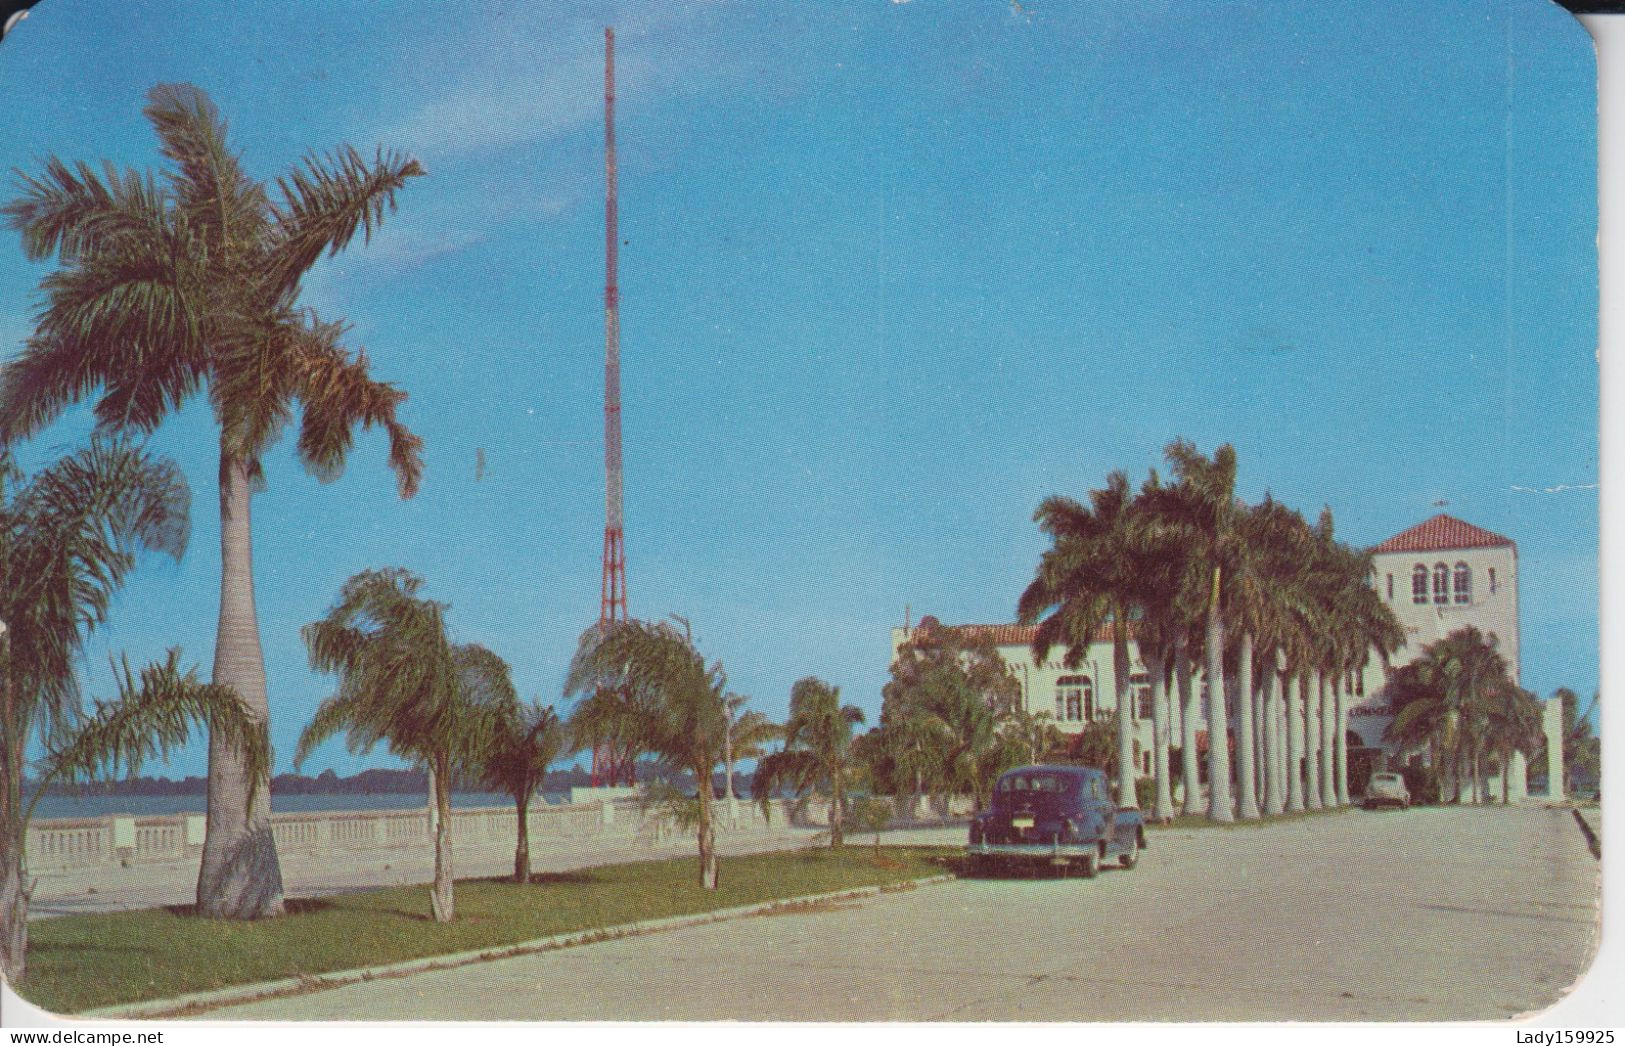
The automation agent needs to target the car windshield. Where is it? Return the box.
[999,773,1073,794]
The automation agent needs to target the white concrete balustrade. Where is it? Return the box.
[24,793,973,873]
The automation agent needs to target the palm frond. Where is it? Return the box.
[267,145,424,300]
[38,649,268,809]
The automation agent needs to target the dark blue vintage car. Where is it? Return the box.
[966,765,1146,878]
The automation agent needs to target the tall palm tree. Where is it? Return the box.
[1158,440,1241,822]
[298,569,509,922]
[477,700,570,882]
[1,84,425,918]
[0,438,239,980]
[566,619,729,888]
[1018,470,1140,810]
[753,677,865,846]
[1126,468,1198,824]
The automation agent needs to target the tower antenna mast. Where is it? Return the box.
[594,26,630,786]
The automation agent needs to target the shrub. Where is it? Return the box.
[1134,776,1157,810]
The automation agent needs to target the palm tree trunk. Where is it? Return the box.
[1334,676,1350,807]
[1304,670,1322,811]
[196,453,285,920]
[429,758,455,922]
[1205,571,1234,823]
[831,766,846,847]
[1178,638,1202,816]
[1147,648,1174,823]
[1235,633,1260,819]
[1113,617,1136,809]
[513,795,531,883]
[1252,669,1265,802]
[0,792,27,984]
[1285,669,1305,812]
[697,767,718,888]
[1319,670,1337,809]
[1261,658,1282,816]
[0,700,28,983]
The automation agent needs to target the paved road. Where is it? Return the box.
[202,806,1598,1022]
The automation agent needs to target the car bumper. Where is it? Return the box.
[966,841,1099,860]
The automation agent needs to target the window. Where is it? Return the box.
[1489,567,1497,594]
[1000,772,1072,794]
[1347,670,1364,698]
[1432,563,1449,605]
[1131,672,1152,720]
[1453,562,1471,605]
[1412,565,1429,604]
[1386,574,1394,601]
[1055,675,1091,723]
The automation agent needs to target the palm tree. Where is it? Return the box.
[477,700,570,882]
[0,438,203,979]
[7,651,267,982]
[1383,626,1513,804]
[1125,469,1198,823]
[722,693,777,814]
[1158,440,1241,822]
[298,569,510,922]
[1018,470,1140,810]
[1,84,425,918]
[753,678,865,846]
[1483,683,1542,805]
[565,619,728,888]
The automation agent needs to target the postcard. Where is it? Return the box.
[0,0,1605,1027]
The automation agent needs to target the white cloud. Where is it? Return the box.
[376,5,742,166]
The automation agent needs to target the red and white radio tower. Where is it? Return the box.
[593,26,630,786]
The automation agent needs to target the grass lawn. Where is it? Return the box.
[21,845,955,1016]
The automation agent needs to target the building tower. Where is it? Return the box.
[593,26,630,785]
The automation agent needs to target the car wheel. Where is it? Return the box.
[1120,833,1140,870]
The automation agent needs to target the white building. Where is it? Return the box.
[892,513,1563,797]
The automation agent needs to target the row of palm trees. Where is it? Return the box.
[1017,440,1408,823]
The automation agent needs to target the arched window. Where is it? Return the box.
[1412,565,1429,604]
[1055,675,1091,723]
[1453,562,1471,604]
[1432,563,1449,605]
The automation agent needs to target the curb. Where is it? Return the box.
[1571,807,1602,861]
[81,872,954,1021]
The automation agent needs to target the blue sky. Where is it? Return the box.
[0,0,1597,777]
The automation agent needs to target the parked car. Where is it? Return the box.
[1363,771,1411,810]
[966,765,1145,878]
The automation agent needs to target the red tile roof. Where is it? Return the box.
[912,620,1128,647]
[1370,514,1514,555]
